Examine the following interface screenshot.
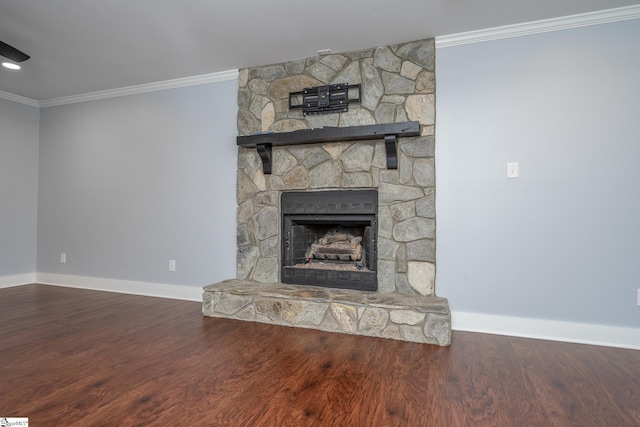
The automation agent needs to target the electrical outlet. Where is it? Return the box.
[507,162,519,178]
[169,259,176,272]
[637,289,640,307]
[60,253,66,264]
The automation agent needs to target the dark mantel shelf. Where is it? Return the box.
[237,121,421,174]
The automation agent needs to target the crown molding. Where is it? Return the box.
[0,90,39,107]
[39,69,239,108]
[436,4,640,48]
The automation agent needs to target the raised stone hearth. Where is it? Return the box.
[203,280,451,345]
[203,37,451,345]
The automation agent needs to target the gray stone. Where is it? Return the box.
[307,62,336,83]
[375,103,396,123]
[262,102,275,132]
[338,109,376,127]
[260,237,279,258]
[309,161,342,188]
[248,68,261,80]
[285,59,306,75]
[343,48,373,61]
[323,142,350,160]
[237,245,259,280]
[249,94,266,120]
[381,95,406,104]
[377,237,399,260]
[237,109,259,136]
[284,166,309,190]
[400,61,422,80]
[425,313,452,346]
[372,142,387,169]
[261,65,287,82]
[373,46,401,72]
[248,78,269,95]
[393,217,435,241]
[416,194,435,218]
[399,152,413,185]
[406,239,435,262]
[215,293,253,315]
[341,144,374,172]
[382,71,416,94]
[307,114,339,129]
[252,207,279,240]
[266,175,285,191]
[255,299,282,321]
[331,61,361,86]
[416,70,435,93]
[413,158,435,187]
[202,291,220,315]
[330,303,358,332]
[342,172,372,188]
[302,149,331,170]
[242,149,262,179]
[268,75,322,100]
[390,200,415,221]
[379,170,399,184]
[378,206,393,239]
[237,224,250,246]
[395,274,414,294]
[381,324,403,340]
[282,301,328,326]
[270,119,307,134]
[321,54,348,71]
[378,183,423,203]
[237,170,260,204]
[399,325,426,343]
[238,69,249,87]
[377,260,396,293]
[395,106,409,123]
[287,145,317,160]
[252,257,279,283]
[358,307,389,335]
[252,169,266,191]
[361,60,383,111]
[396,39,435,71]
[237,199,254,224]
[390,310,426,325]
[396,243,407,273]
[238,87,251,109]
[236,304,256,320]
[272,148,298,175]
[399,136,434,158]
[407,261,435,296]
[253,191,278,208]
[405,94,435,126]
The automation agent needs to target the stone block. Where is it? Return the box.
[282,301,329,326]
[359,307,389,335]
[393,217,435,242]
[341,144,374,172]
[330,303,358,332]
[390,310,425,325]
[252,257,279,283]
[309,160,342,188]
[425,313,452,346]
[215,294,253,315]
[252,207,278,240]
[407,261,435,296]
[382,71,416,94]
[255,299,282,321]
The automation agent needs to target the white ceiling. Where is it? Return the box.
[1,0,639,102]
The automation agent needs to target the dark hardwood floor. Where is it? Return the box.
[1,285,638,426]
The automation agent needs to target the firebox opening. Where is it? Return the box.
[281,190,378,291]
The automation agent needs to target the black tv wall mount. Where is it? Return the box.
[289,83,361,115]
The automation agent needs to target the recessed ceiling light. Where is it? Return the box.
[2,62,21,70]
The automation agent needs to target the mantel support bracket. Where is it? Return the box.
[256,143,272,175]
[384,135,398,169]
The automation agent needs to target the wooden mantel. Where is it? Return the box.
[236,121,420,174]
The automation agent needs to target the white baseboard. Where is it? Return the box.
[35,273,203,302]
[0,273,37,289]
[452,311,640,350]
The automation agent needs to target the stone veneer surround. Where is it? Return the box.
[203,38,451,345]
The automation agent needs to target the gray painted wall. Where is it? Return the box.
[436,19,640,328]
[0,99,39,276]
[37,81,238,287]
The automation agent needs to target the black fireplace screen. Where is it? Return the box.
[281,190,377,291]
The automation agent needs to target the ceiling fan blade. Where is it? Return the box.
[0,40,30,62]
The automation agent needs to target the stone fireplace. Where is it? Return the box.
[203,38,451,345]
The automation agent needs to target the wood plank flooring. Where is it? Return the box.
[1,284,638,426]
